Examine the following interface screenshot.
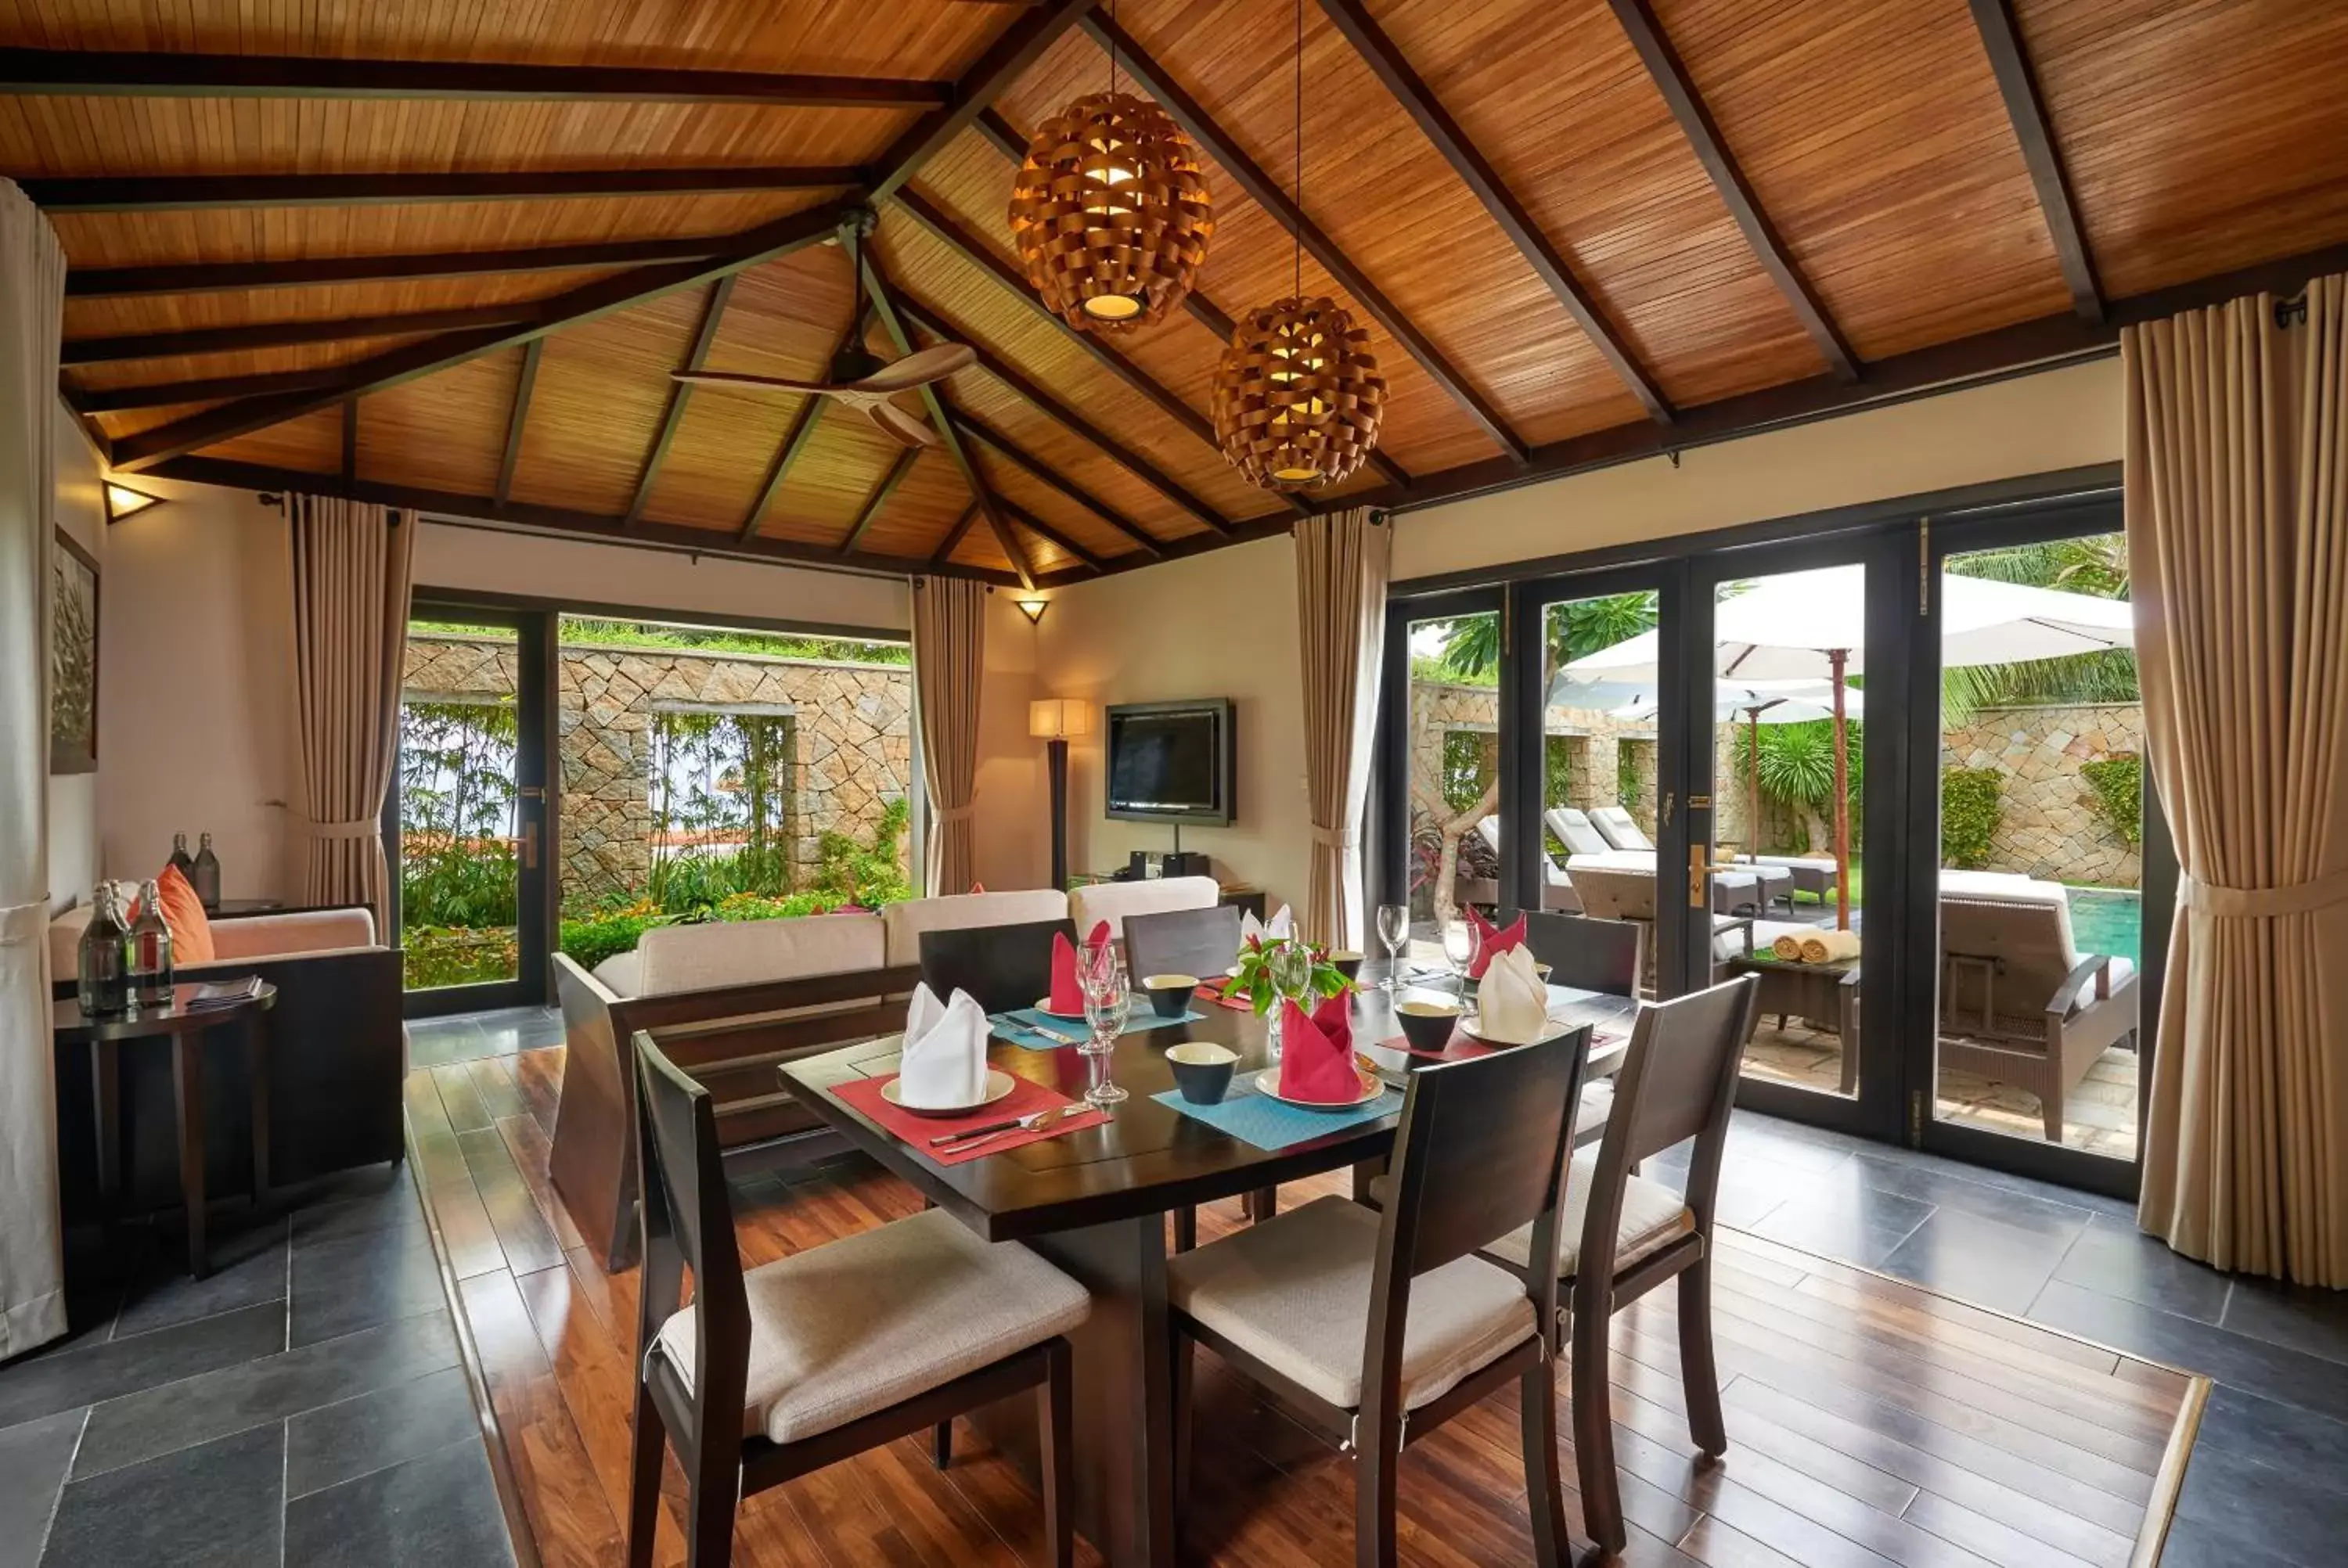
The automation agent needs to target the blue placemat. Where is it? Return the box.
[1152,1077,1403,1151]
[991,1005,1203,1051]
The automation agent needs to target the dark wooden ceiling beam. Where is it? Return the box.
[890,286,1245,538]
[61,305,538,365]
[996,495,1106,574]
[929,503,985,566]
[625,275,738,525]
[1086,11,1531,466]
[0,49,951,107]
[839,446,924,554]
[859,254,1034,589]
[949,409,1162,557]
[23,167,861,214]
[67,367,344,412]
[143,454,1021,585]
[1315,0,1673,423]
[495,340,542,505]
[1967,0,2103,323]
[108,196,856,472]
[864,0,1100,203]
[1605,0,1860,383]
[66,236,733,298]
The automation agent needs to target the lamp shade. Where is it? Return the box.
[1029,699,1093,739]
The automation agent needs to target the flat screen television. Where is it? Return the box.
[1104,700,1235,826]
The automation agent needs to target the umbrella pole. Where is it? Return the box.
[1747,707,1761,861]
[1830,649,1851,931]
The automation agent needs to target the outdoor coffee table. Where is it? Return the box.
[1725,950,1860,1095]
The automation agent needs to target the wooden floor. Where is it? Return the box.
[405,1045,2201,1568]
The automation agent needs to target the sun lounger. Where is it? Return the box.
[1589,804,1655,852]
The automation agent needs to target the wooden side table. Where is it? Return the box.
[53,983,278,1278]
[1723,952,1860,1095]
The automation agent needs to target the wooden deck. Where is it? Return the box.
[405,1044,2201,1567]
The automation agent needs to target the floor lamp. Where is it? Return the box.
[1029,699,1090,891]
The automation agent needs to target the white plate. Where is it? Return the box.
[1458,1015,1576,1048]
[882,1069,1017,1119]
[1250,1066,1386,1112]
[1031,998,1090,1020]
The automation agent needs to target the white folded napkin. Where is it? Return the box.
[895,983,992,1109]
[1475,944,1551,1045]
[1239,903,1295,946]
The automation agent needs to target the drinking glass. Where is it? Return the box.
[1262,939,1313,1060]
[1442,920,1478,991]
[1080,953,1132,1106]
[1374,904,1410,989]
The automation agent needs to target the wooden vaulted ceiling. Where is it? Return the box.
[16,0,2348,589]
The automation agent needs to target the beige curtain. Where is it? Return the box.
[2127,275,2348,1286]
[911,576,986,895]
[1295,507,1391,949]
[286,494,416,933]
[0,182,67,1355]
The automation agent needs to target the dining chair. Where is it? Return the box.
[1167,1030,1590,1567]
[916,916,1076,1016]
[625,1032,1090,1567]
[1517,909,1644,998]
[1477,974,1758,1557]
[1122,902,1244,986]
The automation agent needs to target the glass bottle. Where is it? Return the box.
[77,884,132,1016]
[192,832,221,912]
[129,879,175,1008]
[167,832,195,880]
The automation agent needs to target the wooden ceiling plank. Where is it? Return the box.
[996,496,1105,574]
[929,503,985,566]
[889,285,1238,536]
[972,105,1413,492]
[1086,10,1530,466]
[108,196,856,473]
[0,49,950,108]
[69,368,340,412]
[1604,0,1860,383]
[739,318,861,542]
[495,340,542,505]
[838,446,923,554]
[625,275,739,524]
[61,305,537,365]
[1314,0,1673,425]
[340,398,356,484]
[950,409,1161,556]
[1966,0,2104,323]
[866,0,1103,203]
[65,236,733,298]
[27,168,861,214]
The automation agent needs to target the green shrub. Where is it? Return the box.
[1941,767,2004,869]
[402,839,519,930]
[814,797,913,906]
[2080,754,2143,845]
[403,925,517,990]
[557,909,665,973]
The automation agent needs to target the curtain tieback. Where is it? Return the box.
[1310,824,1359,849]
[2181,867,2348,919]
[935,804,977,824]
[299,818,380,840]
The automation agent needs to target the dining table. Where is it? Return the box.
[776,960,1638,1568]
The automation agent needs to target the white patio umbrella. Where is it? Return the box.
[1608,682,1865,867]
[1563,566,2134,927]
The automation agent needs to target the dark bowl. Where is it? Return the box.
[1140,973,1201,1018]
[1327,950,1363,984]
[1167,1043,1239,1104]
[1394,1002,1462,1052]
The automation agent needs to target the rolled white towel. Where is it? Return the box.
[1771,933,1804,961]
[1798,930,1861,964]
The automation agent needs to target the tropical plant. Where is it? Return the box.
[1751,721,1865,853]
[813,797,913,906]
[1430,593,1660,684]
[1941,767,2004,869]
[1440,730,1494,814]
[2080,753,2143,846]
[398,697,520,930]
[649,709,794,902]
[1221,936,1351,1014]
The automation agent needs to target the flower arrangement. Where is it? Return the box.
[1221,934,1350,1015]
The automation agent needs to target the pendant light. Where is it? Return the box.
[1211,0,1387,490]
[1007,3,1212,332]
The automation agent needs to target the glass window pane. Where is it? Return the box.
[400,619,521,990]
[1402,610,1503,976]
[1541,591,1662,991]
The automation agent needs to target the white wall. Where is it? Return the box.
[46,414,104,910]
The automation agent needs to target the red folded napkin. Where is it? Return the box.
[1465,906,1526,979]
[1278,993,1362,1103]
[1048,922,1115,1013]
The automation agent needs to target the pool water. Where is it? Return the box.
[2067,886,2142,966]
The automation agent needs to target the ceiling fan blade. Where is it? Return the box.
[851,343,976,394]
[672,370,836,396]
[866,399,942,448]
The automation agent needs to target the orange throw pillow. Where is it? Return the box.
[153,864,217,965]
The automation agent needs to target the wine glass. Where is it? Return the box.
[1374,903,1410,990]
[1442,919,1478,992]
[1080,951,1132,1106]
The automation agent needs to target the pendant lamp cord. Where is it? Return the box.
[1293,0,1303,302]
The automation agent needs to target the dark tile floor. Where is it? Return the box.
[0,1144,514,1566]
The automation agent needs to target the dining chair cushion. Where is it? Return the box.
[656,1209,1089,1445]
[1481,1149,1694,1279]
[1166,1196,1536,1412]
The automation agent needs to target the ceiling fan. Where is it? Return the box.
[672,219,974,449]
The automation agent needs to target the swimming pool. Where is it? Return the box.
[2067,886,2142,965]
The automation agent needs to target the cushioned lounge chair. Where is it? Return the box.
[1589,805,1654,853]
[1543,807,1612,858]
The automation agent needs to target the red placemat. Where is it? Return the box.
[1195,984,1253,1011]
[830,1074,1108,1166]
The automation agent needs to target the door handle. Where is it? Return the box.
[1687,848,1724,908]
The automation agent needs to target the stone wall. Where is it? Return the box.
[1943,701,2141,886]
[404,633,913,904]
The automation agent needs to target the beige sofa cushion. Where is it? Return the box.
[1166,1196,1536,1412]
[635,912,885,997]
[881,889,1068,966]
[49,902,379,974]
[590,950,643,998]
[657,1208,1089,1445]
[1066,876,1220,940]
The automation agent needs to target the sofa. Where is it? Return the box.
[48,901,405,1215]
[1067,875,1219,940]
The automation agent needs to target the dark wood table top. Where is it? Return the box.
[780,969,1637,1244]
[52,981,277,1044]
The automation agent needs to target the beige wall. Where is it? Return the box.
[47,413,105,910]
